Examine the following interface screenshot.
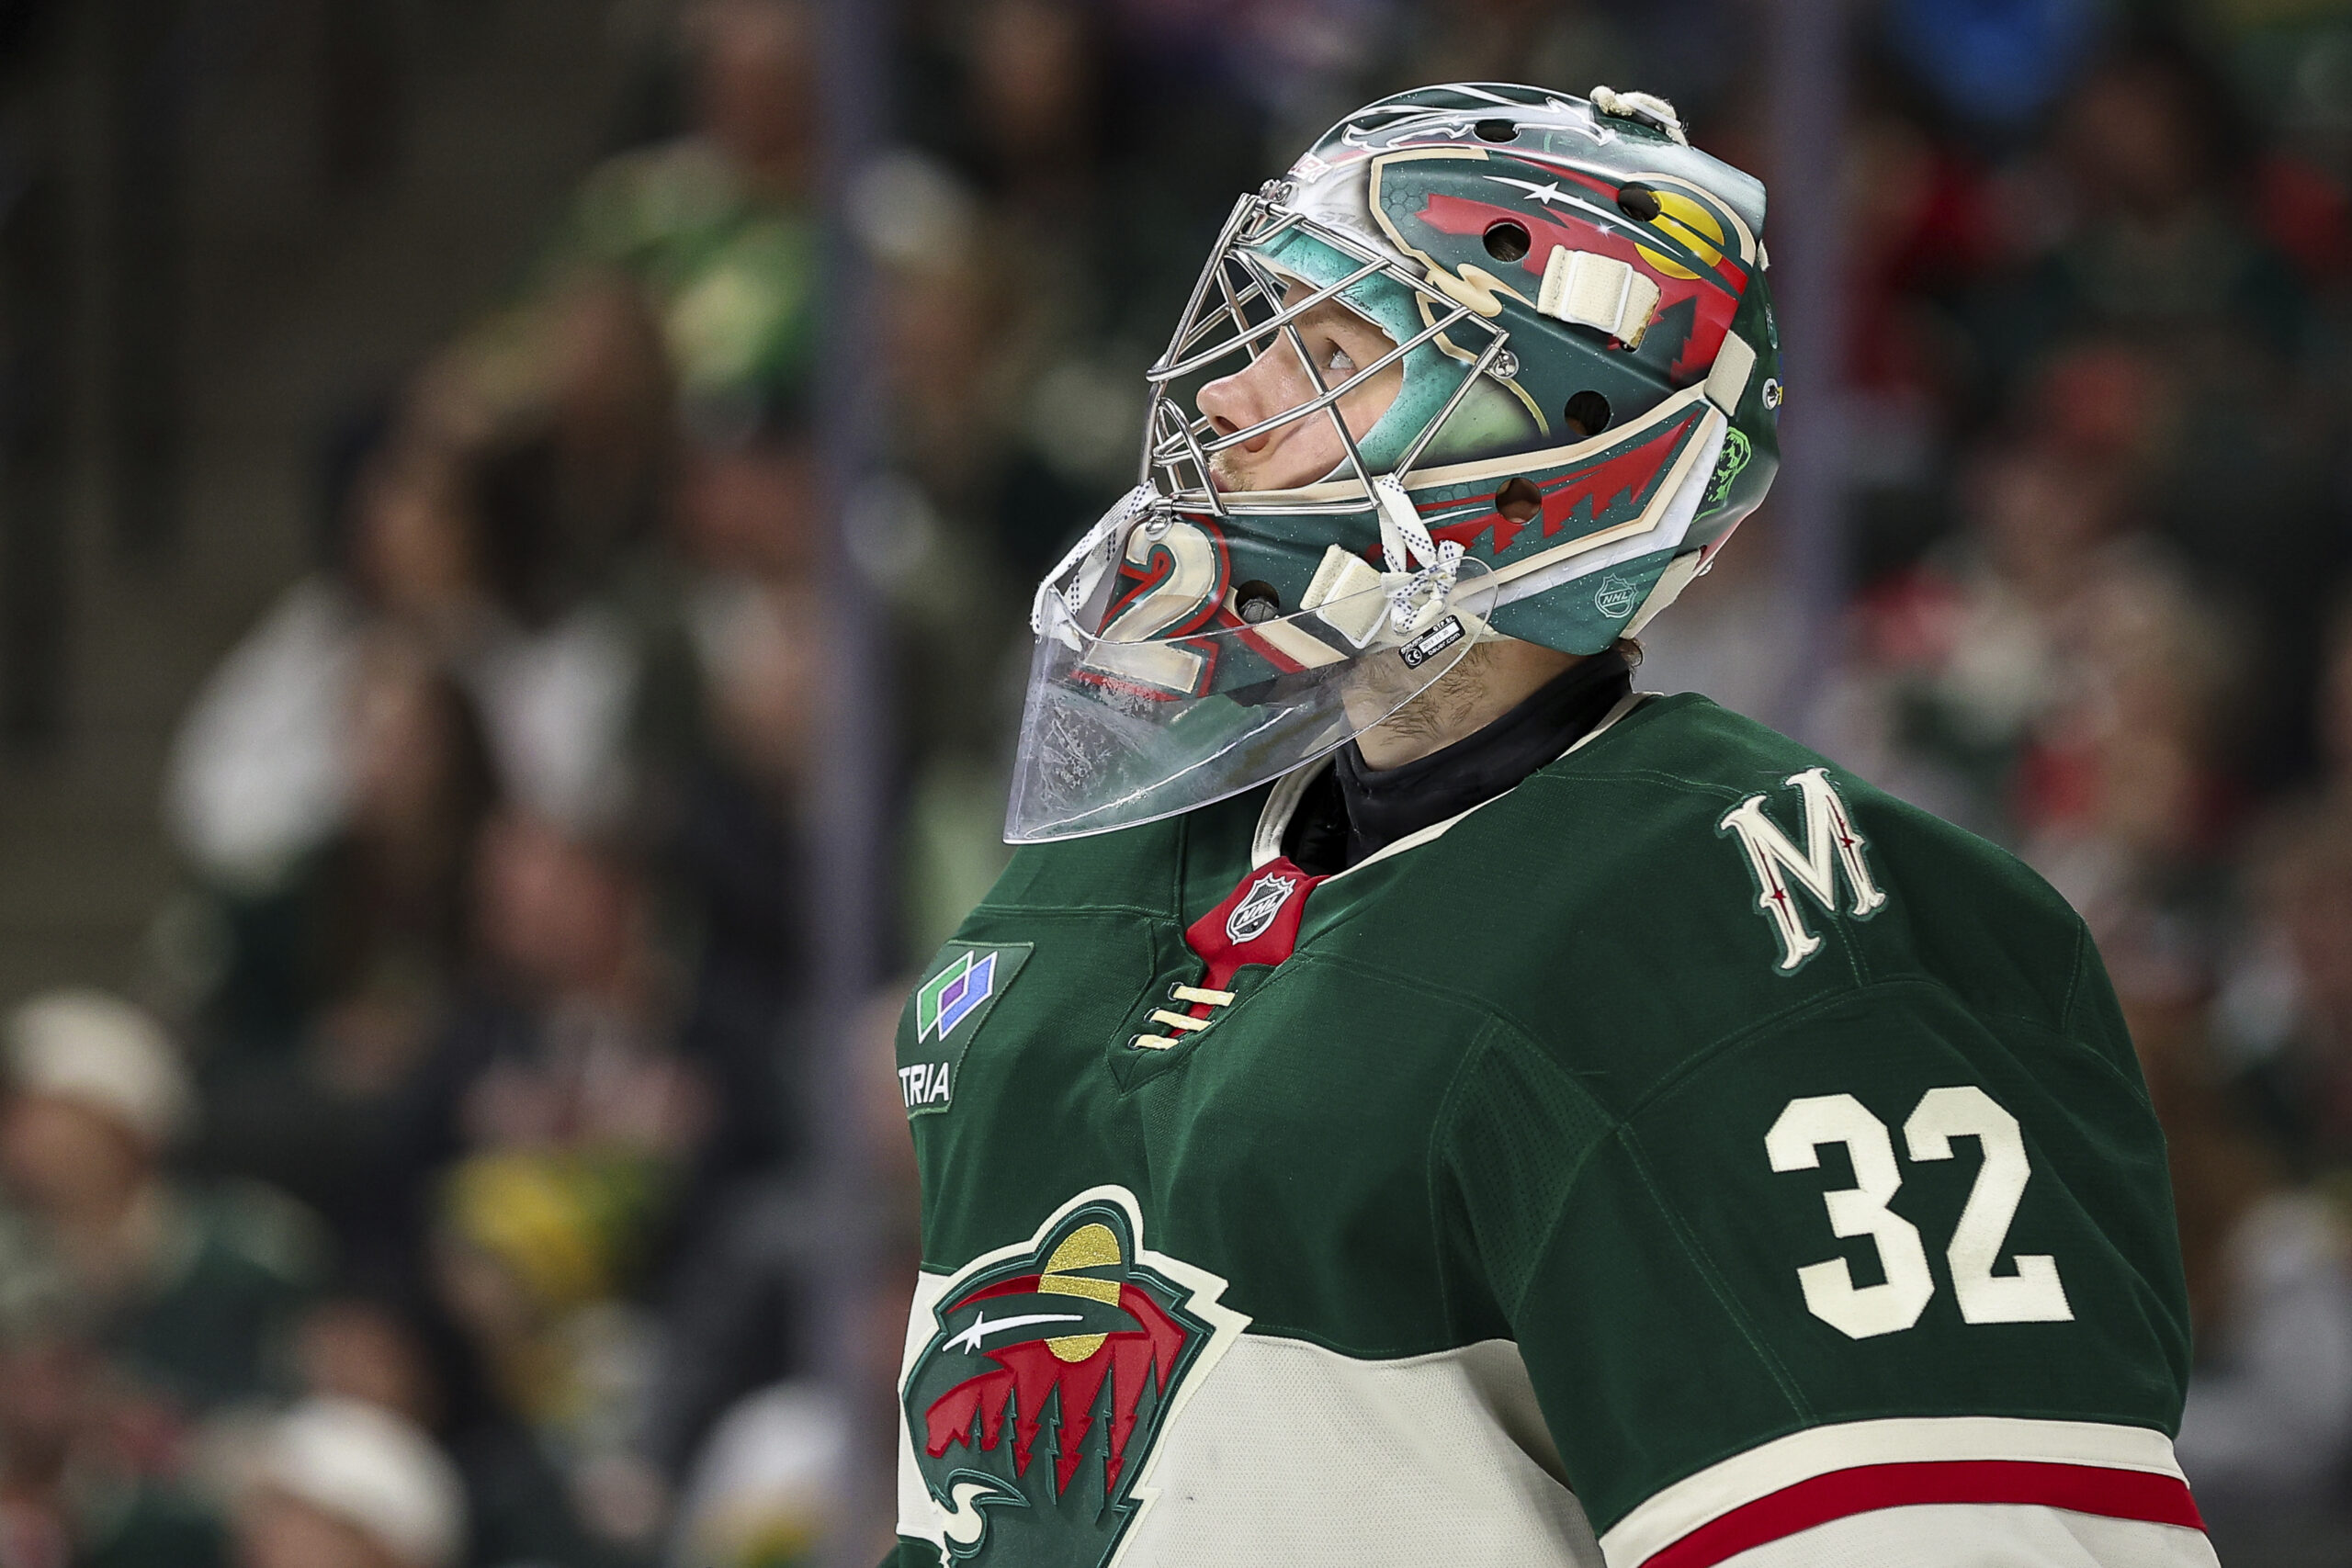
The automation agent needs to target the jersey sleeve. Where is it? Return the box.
[1438,954,2216,1568]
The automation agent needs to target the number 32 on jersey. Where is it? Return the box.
[1767,1086,2074,1340]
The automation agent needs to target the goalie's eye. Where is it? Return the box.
[1327,344,1359,375]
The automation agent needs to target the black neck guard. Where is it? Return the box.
[1283,648,1633,875]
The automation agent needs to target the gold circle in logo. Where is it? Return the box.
[1635,190,1725,281]
[1039,1223,1123,1362]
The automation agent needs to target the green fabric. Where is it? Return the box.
[115,1185,324,1412]
[0,1183,325,1414]
[78,1483,226,1568]
[899,694,2190,1547]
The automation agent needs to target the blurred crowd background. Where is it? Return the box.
[2,0,2352,1564]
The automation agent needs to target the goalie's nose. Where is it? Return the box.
[1196,353,1290,456]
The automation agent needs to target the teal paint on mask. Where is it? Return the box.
[1248,229,1487,473]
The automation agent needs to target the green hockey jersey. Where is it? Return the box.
[888,694,2218,1568]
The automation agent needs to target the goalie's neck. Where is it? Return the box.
[1285,647,1632,875]
[1354,636,1583,770]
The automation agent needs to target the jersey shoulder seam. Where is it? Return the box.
[1429,1011,1620,1329]
[1523,762,1768,807]
[1608,973,2101,1129]
[1485,1013,1815,1426]
[2060,920,2090,1032]
[1619,1121,1818,1423]
[965,898,1170,922]
[1293,947,1557,1052]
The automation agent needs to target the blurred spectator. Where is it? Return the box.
[651,981,919,1568]
[232,1397,464,1568]
[629,432,828,1190]
[1988,43,2345,784]
[191,638,502,1235]
[170,407,630,959]
[2139,1004,2352,1562]
[634,983,919,1498]
[662,1382,839,1568]
[365,814,709,1555]
[293,1295,597,1568]
[2217,813,2352,1179]
[2013,42,2303,351]
[0,1328,225,1568]
[1881,0,2099,130]
[0,994,322,1423]
[561,0,819,447]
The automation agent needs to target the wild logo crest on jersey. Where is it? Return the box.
[901,1187,1247,1567]
[1717,766,1888,973]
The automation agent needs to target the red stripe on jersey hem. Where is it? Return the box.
[1637,1460,2206,1568]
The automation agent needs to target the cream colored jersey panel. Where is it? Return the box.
[1115,1335,1600,1566]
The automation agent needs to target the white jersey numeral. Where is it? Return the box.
[1766,1094,1936,1339]
[1767,1086,2074,1340]
[1904,1086,2075,1324]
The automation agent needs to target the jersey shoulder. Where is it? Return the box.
[1363,693,2120,1101]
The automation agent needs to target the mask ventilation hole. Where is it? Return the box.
[1564,390,1613,439]
[1483,221,1532,263]
[1617,184,1663,222]
[1234,581,1283,624]
[1474,118,1519,143]
[1495,477,1543,523]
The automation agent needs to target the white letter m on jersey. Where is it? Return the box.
[1717,767,1888,973]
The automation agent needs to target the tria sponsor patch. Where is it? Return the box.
[899,1187,1247,1567]
[899,942,1033,1116]
[918,949,999,1041]
[899,1059,955,1110]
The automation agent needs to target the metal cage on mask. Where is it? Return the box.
[1143,181,1519,526]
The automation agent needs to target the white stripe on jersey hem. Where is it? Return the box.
[1696,1502,2218,1568]
[1250,687,1657,873]
[1597,1416,2190,1568]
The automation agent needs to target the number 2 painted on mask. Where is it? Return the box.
[1766,1085,2073,1341]
[1080,517,1229,695]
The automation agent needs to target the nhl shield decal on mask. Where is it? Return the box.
[900,1187,1247,1567]
[899,942,1034,1116]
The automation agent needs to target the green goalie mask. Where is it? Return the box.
[1008,83,1781,843]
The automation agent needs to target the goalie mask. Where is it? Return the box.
[1008,82,1780,842]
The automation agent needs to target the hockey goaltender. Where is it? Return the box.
[886,83,2217,1568]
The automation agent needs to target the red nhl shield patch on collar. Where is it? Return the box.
[1185,857,1325,992]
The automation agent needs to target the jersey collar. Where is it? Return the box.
[1248,688,1656,879]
